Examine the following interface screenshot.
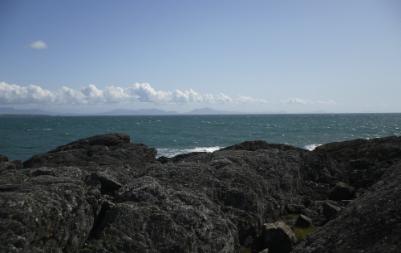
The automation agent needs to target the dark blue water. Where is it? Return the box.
[1,114,400,160]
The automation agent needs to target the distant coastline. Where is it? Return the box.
[1,106,400,116]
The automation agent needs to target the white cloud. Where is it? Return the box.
[0,81,268,106]
[283,97,336,105]
[237,96,269,104]
[0,82,54,104]
[30,40,48,50]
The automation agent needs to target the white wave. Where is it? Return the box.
[157,146,222,158]
[304,143,321,151]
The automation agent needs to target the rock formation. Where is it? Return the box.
[1,134,400,252]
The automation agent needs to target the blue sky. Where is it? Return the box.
[0,0,400,113]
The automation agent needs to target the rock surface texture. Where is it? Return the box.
[1,134,401,253]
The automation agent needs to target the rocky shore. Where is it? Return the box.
[1,133,400,253]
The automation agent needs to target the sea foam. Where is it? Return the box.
[157,146,222,158]
[304,143,321,151]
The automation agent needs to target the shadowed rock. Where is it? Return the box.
[255,221,297,253]
[329,182,355,201]
[295,215,313,228]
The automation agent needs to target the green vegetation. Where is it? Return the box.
[293,226,316,241]
[239,247,252,253]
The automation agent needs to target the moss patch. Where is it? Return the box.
[240,247,252,253]
[293,226,316,241]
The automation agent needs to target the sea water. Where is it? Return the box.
[1,113,400,160]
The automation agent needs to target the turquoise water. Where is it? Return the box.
[1,114,401,160]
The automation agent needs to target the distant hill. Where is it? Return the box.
[0,107,284,116]
[0,107,53,115]
[185,107,239,115]
[99,108,178,115]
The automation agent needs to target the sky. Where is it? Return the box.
[0,0,400,113]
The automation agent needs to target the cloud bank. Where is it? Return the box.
[29,40,48,50]
[0,81,268,105]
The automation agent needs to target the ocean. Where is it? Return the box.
[1,113,400,161]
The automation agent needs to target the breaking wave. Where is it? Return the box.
[303,143,321,151]
[157,146,222,158]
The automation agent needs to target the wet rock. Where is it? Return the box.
[329,181,355,201]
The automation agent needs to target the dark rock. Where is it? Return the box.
[157,156,169,163]
[30,167,56,177]
[223,140,305,152]
[85,176,238,252]
[54,133,130,150]
[295,214,313,228]
[255,221,297,253]
[23,133,157,169]
[293,162,401,253]
[322,201,342,220]
[329,181,355,201]
[210,157,233,169]
[90,171,122,195]
[286,204,305,213]
[1,134,401,252]
[0,168,100,252]
[0,154,8,163]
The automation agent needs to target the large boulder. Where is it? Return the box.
[83,176,238,252]
[0,166,101,252]
[23,133,157,169]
